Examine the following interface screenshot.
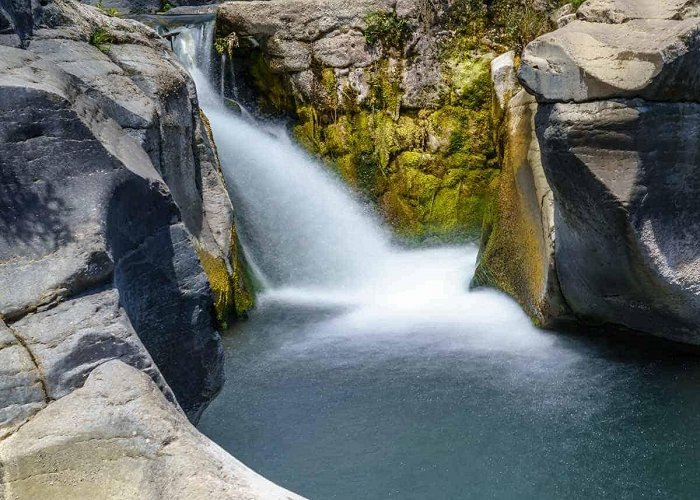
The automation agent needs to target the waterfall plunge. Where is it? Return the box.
[172,23,541,344]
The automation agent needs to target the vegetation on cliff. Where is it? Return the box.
[215,0,575,243]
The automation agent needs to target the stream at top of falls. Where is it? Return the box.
[171,23,700,500]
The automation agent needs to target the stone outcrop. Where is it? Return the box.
[0,360,302,499]
[216,0,498,241]
[478,0,700,344]
[0,0,292,497]
[0,0,255,421]
[473,53,569,327]
[520,5,700,102]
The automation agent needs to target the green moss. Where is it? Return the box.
[364,11,412,52]
[215,34,239,57]
[249,51,295,115]
[227,18,499,243]
[195,246,235,329]
[228,226,255,317]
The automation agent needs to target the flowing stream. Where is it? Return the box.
[172,23,700,500]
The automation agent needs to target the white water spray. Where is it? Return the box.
[173,23,545,348]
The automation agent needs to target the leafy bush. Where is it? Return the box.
[88,27,111,52]
[364,12,412,51]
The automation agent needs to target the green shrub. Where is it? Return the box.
[159,1,173,12]
[446,0,580,54]
[364,11,412,51]
[88,27,111,52]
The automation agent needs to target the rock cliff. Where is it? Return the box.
[0,0,294,497]
[214,0,500,241]
[476,0,700,343]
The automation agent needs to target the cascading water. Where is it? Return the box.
[167,22,700,500]
[173,23,527,318]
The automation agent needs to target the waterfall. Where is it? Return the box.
[220,53,226,103]
[171,23,510,315]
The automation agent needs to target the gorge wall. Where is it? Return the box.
[1,0,700,496]
[214,0,501,242]
[476,0,700,343]
[0,0,297,497]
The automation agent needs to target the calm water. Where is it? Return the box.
[199,300,700,500]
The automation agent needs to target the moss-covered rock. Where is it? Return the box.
[216,1,500,242]
[472,88,569,326]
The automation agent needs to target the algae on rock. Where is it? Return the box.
[215,0,500,242]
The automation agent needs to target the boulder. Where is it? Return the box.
[577,0,700,23]
[535,99,700,343]
[0,360,304,500]
[520,17,700,103]
[0,0,253,420]
[498,0,700,343]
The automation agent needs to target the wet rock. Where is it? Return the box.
[473,89,569,326]
[216,0,498,240]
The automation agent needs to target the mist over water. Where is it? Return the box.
[172,24,700,500]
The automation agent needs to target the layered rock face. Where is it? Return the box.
[0,1,292,497]
[216,0,498,241]
[478,0,700,343]
[0,0,249,421]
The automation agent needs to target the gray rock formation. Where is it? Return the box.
[216,0,450,111]
[536,98,700,343]
[0,0,253,420]
[0,0,300,496]
[520,7,700,102]
[0,360,303,499]
[473,54,568,326]
[479,0,700,343]
[0,320,45,437]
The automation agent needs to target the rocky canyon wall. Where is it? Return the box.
[0,1,295,498]
[476,0,700,343]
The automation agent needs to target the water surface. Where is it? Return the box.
[199,283,700,500]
